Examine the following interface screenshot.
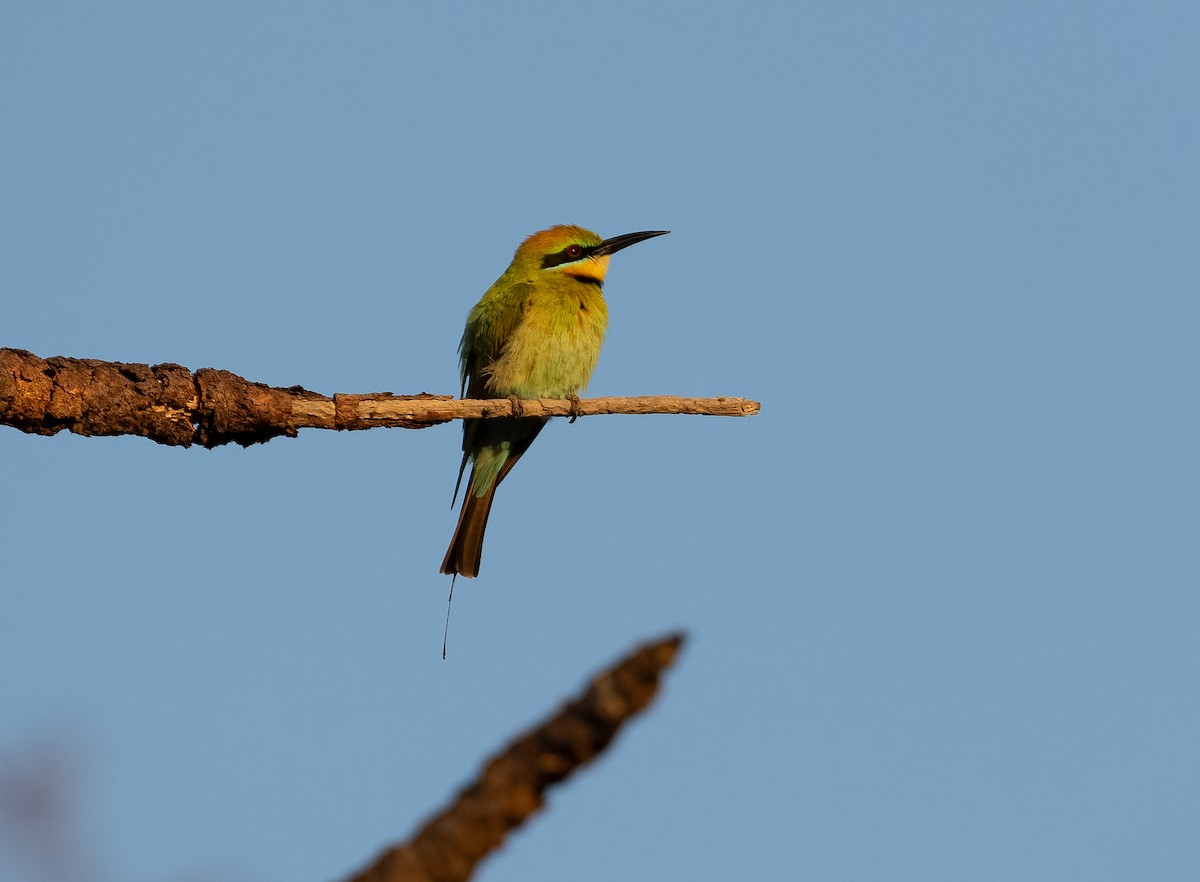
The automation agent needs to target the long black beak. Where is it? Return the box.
[592,229,670,257]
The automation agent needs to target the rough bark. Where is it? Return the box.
[345,633,685,882]
[0,348,759,448]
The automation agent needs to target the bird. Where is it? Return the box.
[440,224,669,580]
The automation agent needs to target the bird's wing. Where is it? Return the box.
[450,371,489,507]
[451,282,534,506]
[459,281,531,391]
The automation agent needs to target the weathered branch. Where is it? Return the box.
[0,348,759,449]
[345,633,685,882]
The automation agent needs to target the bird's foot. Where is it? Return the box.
[508,395,525,418]
[568,393,584,424]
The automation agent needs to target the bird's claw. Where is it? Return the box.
[568,394,584,424]
[508,395,524,418]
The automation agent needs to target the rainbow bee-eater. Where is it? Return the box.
[440,224,669,579]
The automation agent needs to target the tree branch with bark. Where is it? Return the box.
[345,633,685,882]
[0,349,759,448]
[0,634,686,882]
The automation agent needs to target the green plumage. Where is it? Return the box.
[440,224,667,579]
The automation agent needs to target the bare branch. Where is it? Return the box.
[344,633,685,882]
[0,348,759,448]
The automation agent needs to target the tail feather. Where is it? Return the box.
[440,417,546,579]
[440,477,497,578]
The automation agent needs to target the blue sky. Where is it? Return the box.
[2,2,1198,880]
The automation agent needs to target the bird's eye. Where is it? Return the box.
[565,244,583,259]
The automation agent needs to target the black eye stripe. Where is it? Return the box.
[541,244,592,269]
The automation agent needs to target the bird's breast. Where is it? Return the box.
[485,285,608,399]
